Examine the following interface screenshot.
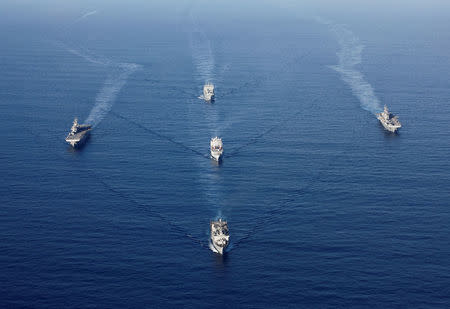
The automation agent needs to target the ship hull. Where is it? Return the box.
[204,94,214,102]
[66,131,90,148]
[210,151,222,161]
[377,112,401,133]
[383,125,400,133]
[377,118,401,133]
[210,238,227,255]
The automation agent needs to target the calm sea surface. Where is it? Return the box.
[1,2,450,308]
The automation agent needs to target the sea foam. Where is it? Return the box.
[85,63,140,127]
[317,17,382,114]
[57,43,140,127]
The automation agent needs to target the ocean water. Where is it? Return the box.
[1,1,450,308]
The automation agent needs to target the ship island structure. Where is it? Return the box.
[65,118,92,148]
[376,105,402,133]
[210,219,229,255]
[210,137,223,161]
[203,83,215,102]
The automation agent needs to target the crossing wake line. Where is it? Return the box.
[109,94,317,161]
[232,149,342,248]
[108,93,320,161]
[109,111,210,159]
[232,89,372,247]
[226,95,322,158]
[220,50,313,99]
[46,10,210,250]
[25,127,210,250]
[231,108,354,248]
[89,173,209,249]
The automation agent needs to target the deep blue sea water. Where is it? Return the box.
[1,1,450,308]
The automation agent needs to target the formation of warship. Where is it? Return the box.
[376,105,402,133]
[65,118,92,148]
[63,80,404,255]
[203,83,215,102]
[210,219,229,255]
[210,137,223,161]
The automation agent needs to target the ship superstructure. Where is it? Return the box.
[376,105,401,133]
[203,83,215,102]
[65,118,92,147]
[210,219,229,255]
[210,137,223,161]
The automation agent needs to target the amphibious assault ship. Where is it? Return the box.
[203,83,215,102]
[210,219,229,255]
[210,137,223,161]
[376,105,401,133]
[65,118,92,147]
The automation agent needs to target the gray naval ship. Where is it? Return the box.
[65,118,92,147]
[203,83,215,102]
[376,105,402,133]
[210,137,223,161]
[210,219,229,255]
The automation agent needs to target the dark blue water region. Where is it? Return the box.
[1,2,450,308]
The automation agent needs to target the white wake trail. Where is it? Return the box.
[58,43,140,127]
[188,13,215,83]
[61,44,110,66]
[74,10,98,24]
[187,12,219,135]
[85,63,140,127]
[317,17,382,114]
